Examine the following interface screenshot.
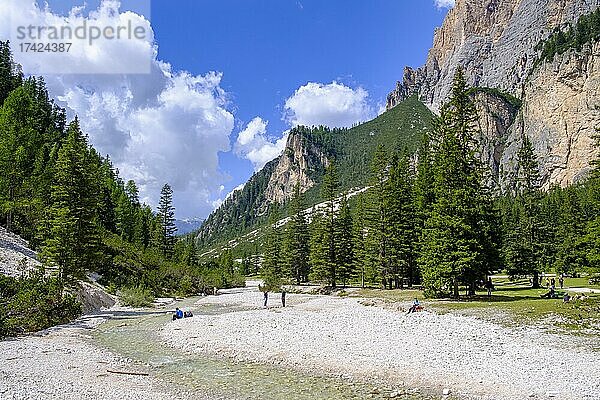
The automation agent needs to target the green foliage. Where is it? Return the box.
[197,95,434,252]
[467,87,522,110]
[419,69,497,298]
[0,269,81,338]
[158,183,177,258]
[119,285,154,307]
[534,8,600,68]
[282,184,310,284]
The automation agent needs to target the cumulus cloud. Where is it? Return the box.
[0,0,234,218]
[235,117,287,171]
[284,82,374,128]
[434,0,455,9]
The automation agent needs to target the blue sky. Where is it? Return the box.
[3,0,451,218]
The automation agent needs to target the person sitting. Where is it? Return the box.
[172,307,184,320]
[563,293,571,303]
[540,285,556,299]
[407,298,421,314]
[184,310,193,318]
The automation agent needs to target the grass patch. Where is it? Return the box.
[349,280,600,334]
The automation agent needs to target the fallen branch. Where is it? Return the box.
[106,369,149,376]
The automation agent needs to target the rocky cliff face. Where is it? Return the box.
[387,0,600,190]
[263,130,330,205]
[500,41,600,190]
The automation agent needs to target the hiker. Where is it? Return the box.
[540,285,556,299]
[559,275,564,289]
[563,293,571,303]
[551,278,556,287]
[407,298,420,314]
[263,291,268,307]
[184,310,193,318]
[281,289,286,307]
[173,307,184,320]
[485,277,494,297]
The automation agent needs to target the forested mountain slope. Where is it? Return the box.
[196,95,434,250]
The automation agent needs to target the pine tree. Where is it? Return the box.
[157,183,177,258]
[261,213,282,290]
[419,69,492,298]
[0,41,23,105]
[40,119,101,285]
[387,152,418,288]
[335,193,354,287]
[367,145,391,289]
[352,197,368,288]
[283,183,310,284]
[322,164,340,286]
[504,134,547,287]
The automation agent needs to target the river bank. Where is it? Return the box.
[162,283,600,400]
[0,311,199,400]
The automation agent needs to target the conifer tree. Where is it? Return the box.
[387,152,418,288]
[504,134,548,287]
[157,183,177,258]
[419,69,492,298]
[40,119,101,284]
[352,196,368,288]
[367,145,391,289]
[335,193,354,287]
[312,164,340,287]
[283,183,310,284]
[262,213,282,290]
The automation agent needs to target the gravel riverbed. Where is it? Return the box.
[0,314,196,400]
[162,284,600,400]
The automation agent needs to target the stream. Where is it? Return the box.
[91,298,431,400]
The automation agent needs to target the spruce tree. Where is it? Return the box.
[262,213,282,290]
[157,183,177,258]
[335,194,354,287]
[40,119,101,284]
[419,69,492,298]
[352,196,368,288]
[283,183,310,284]
[504,134,547,287]
[367,145,391,289]
[312,164,340,287]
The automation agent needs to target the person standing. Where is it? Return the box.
[263,291,268,307]
[485,278,494,298]
[281,289,286,308]
[559,275,564,289]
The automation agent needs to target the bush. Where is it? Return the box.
[119,285,154,307]
[0,269,81,338]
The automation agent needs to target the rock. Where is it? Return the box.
[386,0,600,192]
[263,130,330,205]
[443,388,451,396]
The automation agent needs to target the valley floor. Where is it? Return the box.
[162,282,600,400]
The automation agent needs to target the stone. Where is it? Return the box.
[386,0,600,192]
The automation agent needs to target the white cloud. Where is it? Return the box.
[235,117,288,171]
[284,82,374,128]
[0,0,234,218]
[434,0,455,9]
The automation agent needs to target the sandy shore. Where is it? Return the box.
[162,283,600,400]
[0,313,196,400]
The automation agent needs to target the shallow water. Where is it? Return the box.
[92,299,429,400]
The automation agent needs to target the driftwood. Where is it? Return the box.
[106,369,149,376]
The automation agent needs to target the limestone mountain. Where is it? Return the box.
[386,0,600,191]
[196,96,433,250]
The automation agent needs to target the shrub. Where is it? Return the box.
[119,285,154,307]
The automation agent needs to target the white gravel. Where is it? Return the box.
[0,316,192,400]
[162,285,600,400]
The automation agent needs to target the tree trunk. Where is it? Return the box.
[453,279,459,298]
